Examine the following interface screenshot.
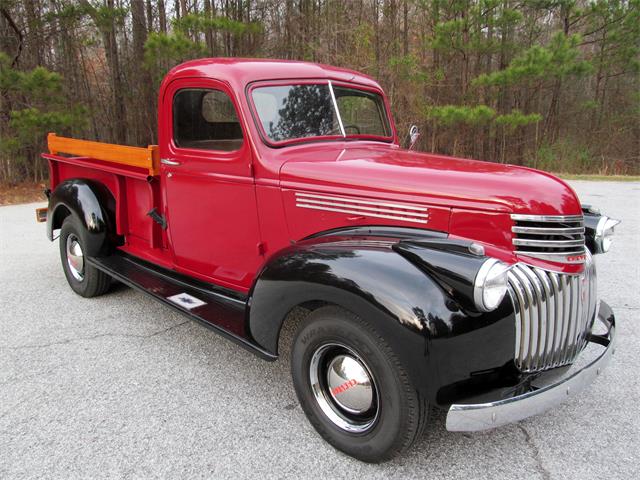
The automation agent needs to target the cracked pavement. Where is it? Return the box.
[1,180,638,479]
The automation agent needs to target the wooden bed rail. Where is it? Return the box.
[47,133,160,176]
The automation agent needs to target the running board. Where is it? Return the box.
[87,252,276,360]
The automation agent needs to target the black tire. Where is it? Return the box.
[291,305,428,463]
[59,216,111,298]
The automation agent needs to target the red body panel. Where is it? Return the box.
[157,76,262,290]
[277,144,581,215]
[46,58,586,294]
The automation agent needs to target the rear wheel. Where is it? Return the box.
[291,306,428,463]
[59,216,111,298]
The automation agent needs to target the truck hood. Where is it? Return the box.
[278,144,582,215]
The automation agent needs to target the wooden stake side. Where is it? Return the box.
[47,133,159,176]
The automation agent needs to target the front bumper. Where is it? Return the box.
[446,301,615,432]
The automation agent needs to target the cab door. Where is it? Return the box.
[159,78,262,291]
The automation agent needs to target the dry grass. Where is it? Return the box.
[555,173,640,182]
[0,182,47,206]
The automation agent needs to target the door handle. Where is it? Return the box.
[161,158,181,166]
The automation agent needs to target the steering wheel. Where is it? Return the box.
[326,126,343,136]
[326,125,362,135]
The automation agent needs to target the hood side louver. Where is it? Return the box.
[295,192,429,224]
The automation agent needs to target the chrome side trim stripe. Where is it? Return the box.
[510,214,584,222]
[319,239,397,248]
[513,238,585,248]
[295,192,429,224]
[512,226,585,235]
[297,198,429,218]
[296,204,429,224]
[515,250,585,256]
[296,192,427,211]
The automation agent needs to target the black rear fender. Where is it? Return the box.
[47,179,117,256]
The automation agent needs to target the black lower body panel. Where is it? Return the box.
[88,252,276,360]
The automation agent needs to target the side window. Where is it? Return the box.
[173,89,243,152]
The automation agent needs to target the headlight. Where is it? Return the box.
[473,258,510,312]
[595,216,621,253]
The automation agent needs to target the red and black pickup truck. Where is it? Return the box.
[39,58,618,462]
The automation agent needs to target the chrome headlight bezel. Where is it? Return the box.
[473,258,511,312]
[594,216,620,253]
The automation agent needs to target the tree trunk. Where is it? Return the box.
[158,0,167,33]
[403,0,408,56]
[146,0,153,32]
[544,5,571,143]
[131,0,154,144]
[204,0,215,55]
[495,0,511,161]
[24,0,43,67]
[80,0,127,144]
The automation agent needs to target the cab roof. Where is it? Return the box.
[162,57,382,91]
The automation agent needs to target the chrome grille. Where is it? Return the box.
[508,252,597,372]
[510,214,585,263]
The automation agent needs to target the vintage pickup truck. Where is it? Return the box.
[39,58,618,462]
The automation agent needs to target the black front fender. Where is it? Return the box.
[47,179,116,257]
[247,236,518,405]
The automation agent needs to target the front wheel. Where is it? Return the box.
[291,306,429,463]
[59,216,111,298]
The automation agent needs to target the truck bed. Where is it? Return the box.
[44,133,168,264]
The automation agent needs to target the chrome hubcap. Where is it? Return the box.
[66,234,84,281]
[309,343,379,433]
[326,355,373,414]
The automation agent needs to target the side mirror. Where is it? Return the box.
[408,125,420,151]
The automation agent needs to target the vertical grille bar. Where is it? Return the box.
[562,277,577,364]
[573,276,584,360]
[559,275,570,366]
[509,277,530,368]
[548,272,563,367]
[534,269,555,361]
[511,268,538,371]
[525,268,547,371]
[508,252,597,372]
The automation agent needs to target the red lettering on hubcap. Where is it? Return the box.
[331,378,358,396]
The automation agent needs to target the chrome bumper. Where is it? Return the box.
[446,302,615,432]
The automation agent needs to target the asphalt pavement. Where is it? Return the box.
[1,180,639,479]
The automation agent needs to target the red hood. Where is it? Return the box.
[278,144,581,215]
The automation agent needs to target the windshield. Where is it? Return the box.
[251,82,391,144]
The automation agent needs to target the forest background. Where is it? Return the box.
[1,0,638,186]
